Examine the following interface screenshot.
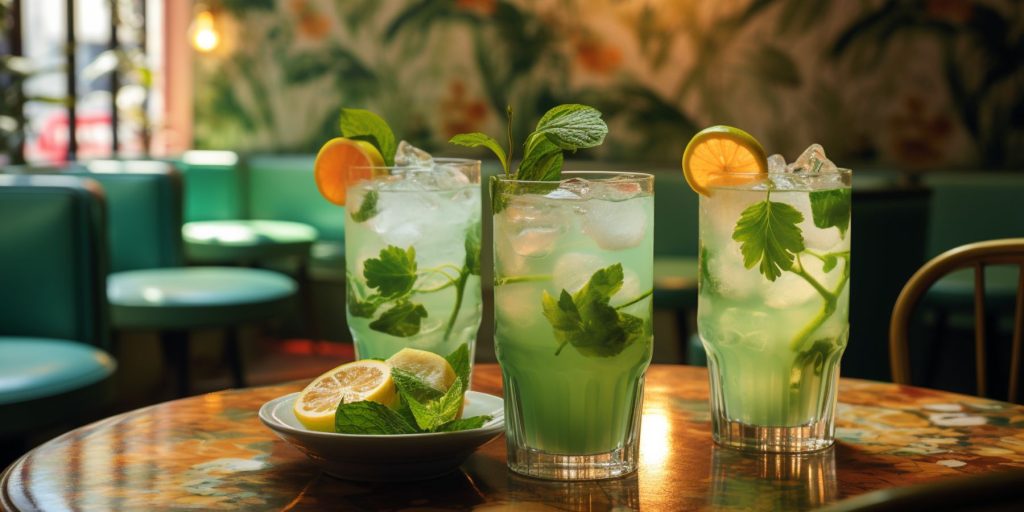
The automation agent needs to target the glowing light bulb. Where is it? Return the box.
[191,11,219,53]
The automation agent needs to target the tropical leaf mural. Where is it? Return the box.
[193,0,1024,169]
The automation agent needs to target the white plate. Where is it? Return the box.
[259,391,505,481]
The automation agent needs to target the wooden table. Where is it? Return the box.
[4,364,1024,511]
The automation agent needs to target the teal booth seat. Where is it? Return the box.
[170,150,246,222]
[67,162,298,396]
[245,154,343,280]
[0,175,117,437]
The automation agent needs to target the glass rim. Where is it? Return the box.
[703,168,853,177]
[492,170,654,185]
[350,157,481,172]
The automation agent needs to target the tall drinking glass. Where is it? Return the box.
[492,171,655,480]
[344,159,482,363]
[698,168,851,452]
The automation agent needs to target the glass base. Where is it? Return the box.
[506,444,639,481]
[712,418,834,453]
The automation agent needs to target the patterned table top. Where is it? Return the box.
[4,364,1024,511]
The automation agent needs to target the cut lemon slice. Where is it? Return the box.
[386,348,457,392]
[293,359,397,432]
[682,125,768,196]
[313,137,386,206]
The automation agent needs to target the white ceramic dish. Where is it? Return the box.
[259,391,504,481]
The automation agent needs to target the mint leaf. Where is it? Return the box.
[339,108,397,166]
[449,133,508,176]
[369,301,427,337]
[335,400,418,434]
[363,245,417,298]
[517,136,564,181]
[793,338,837,377]
[531,104,608,151]
[541,264,645,358]
[809,188,851,238]
[402,378,464,431]
[437,415,491,432]
[392,367,444,403]
[445,343,471,390]
[346,279,382,318]
[349,189,379,223]
[464,222,481,275]
[732,199,805,281]
[338,109,396,166]
[822,254,838,273]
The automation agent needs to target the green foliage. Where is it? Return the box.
[541,264,646,358]
[369,301,428,337]
[402,378,464,431]
[809,188,851,238]
[364,246,418,298]
[449,133,509,176]
[445,343,471,390]
[392,367,444,402]
[516,137,563,181]
[464,222,482,276]
[339,108,397,166]
[335,400,418,435]
[732,198,806,281]
[350,189,380,223]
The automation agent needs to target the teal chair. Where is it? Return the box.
[0,174,117,438]
[651,171,701,360]
[171,153,319,338]
[15,162,299,396]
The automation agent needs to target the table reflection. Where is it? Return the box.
[501,471,640,510]
[708,446,837,510]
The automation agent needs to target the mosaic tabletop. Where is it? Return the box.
[4,364,1024,511]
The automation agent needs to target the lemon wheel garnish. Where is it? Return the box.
[682,125,768,196]
[386,348,457,392]
[293,359,397,432]
[313,137,386,206]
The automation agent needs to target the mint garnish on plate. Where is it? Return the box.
[334,344,492,435]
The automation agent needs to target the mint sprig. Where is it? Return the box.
[732,192,806,282]
[727,183,851,351]
[349,189,379,223]
[809,188,851,238]
[347,236,480,339]
[541,264,647,358]
[335,400,418,435]
[333,344,492,435]
[447,103,607,181]
[339,108,397,166]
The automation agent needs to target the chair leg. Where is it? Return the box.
[160,330,190,397]
[225,327,246,388]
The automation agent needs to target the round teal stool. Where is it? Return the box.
[0,338,116,437]
[182,220,319,338]
[182,220,318,264]
[108,267,297,396]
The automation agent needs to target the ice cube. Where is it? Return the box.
[553,177,591,200]
[581,198,648,251]
[767,154,788,174]
[394,140,433,167]
[713,308,770,351]
[707,243,758,300]
[496,197,567,259]
[787,144,836,174]
[369,184,435,246]
[553,253,610,293]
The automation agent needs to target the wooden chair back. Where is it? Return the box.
[890,239,1024,402]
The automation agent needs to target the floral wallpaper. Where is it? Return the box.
[193,0,1024,169]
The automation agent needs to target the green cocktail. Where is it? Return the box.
[344,159,482,361]
[493,171,654,480]
[697,141,851,453]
